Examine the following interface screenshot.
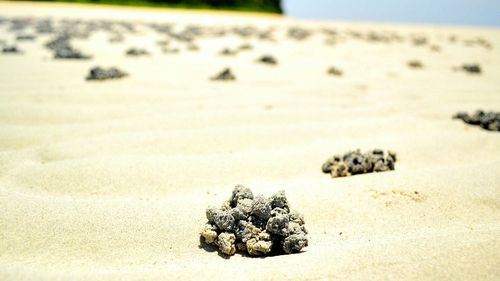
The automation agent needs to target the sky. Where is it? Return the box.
[283,0,500,27]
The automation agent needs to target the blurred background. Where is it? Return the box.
[20,0,500,27]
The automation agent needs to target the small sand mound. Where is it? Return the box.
[322,149,397,178]
[458,63,482,74]
[327,66,343,76]
[453,110,500,131]
[125,48,150,57]
[211,68,236,81]
[201,185,308,257]
[257,55,278,65]
[2,45,22,54]
[86,66,128,81]
[407,60,423,69]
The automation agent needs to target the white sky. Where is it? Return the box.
[283,0,500,27]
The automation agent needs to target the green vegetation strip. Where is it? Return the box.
[19,0,283,13]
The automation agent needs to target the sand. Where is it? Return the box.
[0,2,499,280]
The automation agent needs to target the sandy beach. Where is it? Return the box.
[0,2,499,280]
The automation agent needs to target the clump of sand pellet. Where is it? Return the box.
[453,110,500,131]
[407,60,423,69]
[125,48,150,57]
[86,66,128,81]
[200,185,308,257]
[54,48,91,59]
[257,55,278,65]
[219,47,238,56]
[16,34,36,41]
[46,35,91,60]
[456,63,481,74]
[1,45,22,54]
[322,149,397,178]
[327,66,343,76]
[211,68,236,81]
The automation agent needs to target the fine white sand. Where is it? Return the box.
[0,2,499,280]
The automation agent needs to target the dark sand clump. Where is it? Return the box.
[407,60,423,69]
[200,185,308,257]
[45,35,71,51]
[16,34,36,41]
[54,48,91,59]
[86,66,128,81]
[125,48,150,56]
[322,149,397,178]
[257,55,278,65]
[219,48,238,56]
[327,66,343,76]
[2,45,22,54]
[46,35,91,60]
[458,64,481,74]
[453,110,500,131]
[211,68,236,81]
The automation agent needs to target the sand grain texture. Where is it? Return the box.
[0,2,499,280]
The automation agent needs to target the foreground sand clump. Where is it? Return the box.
[201,185,308,256]
[322,149,397,178]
